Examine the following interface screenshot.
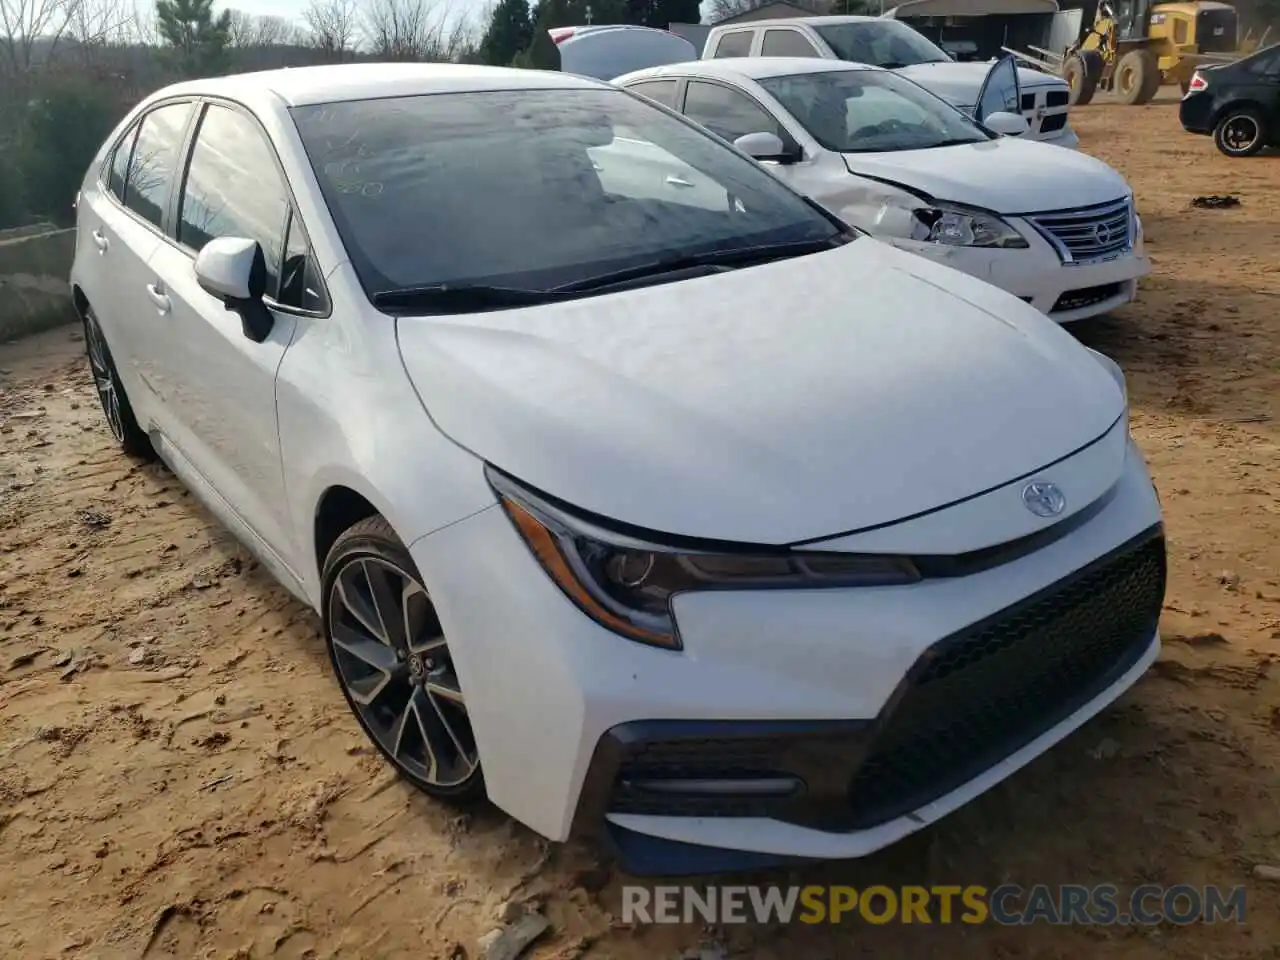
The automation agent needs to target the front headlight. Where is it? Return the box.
[909,201,1029,248]
[489,468,921,650]
[1088,347,1128,408]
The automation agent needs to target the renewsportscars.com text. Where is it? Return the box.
[621,884,1248,926]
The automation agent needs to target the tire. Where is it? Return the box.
[82,304,154,460]
[1213,106,1267,157]
[1116,49,1158,105]
[322,515,486,804]
[1064,53,1098,106]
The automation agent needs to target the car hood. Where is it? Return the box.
[395,239,1122,545]
[842,136,1130,213]
[894,61,1066,107]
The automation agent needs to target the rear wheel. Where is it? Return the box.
[1213,106,1267,157]
[1116,49,1158,105]
[83,305,153,459]
[322,516,485,804]
[1064,53,1098,106]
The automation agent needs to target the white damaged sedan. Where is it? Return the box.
[614,56,1152,323]
[71,62,1166,876]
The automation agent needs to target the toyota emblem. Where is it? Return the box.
[1022,481,1066,518]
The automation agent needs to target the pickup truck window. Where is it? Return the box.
[711,30,753,58]
[761,29,820,58]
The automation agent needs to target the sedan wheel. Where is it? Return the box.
[1214,109,1266,157]
[323,518,483,800]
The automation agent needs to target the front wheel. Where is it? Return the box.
[322,516,485,803]
[1064,53,1097,106]
[1213,107,1267,157]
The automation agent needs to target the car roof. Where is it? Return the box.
[711,15,880,27]
[620,57,879,83]
[152,62,606,108]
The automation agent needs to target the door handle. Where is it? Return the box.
[665,175,695,188]
[91,229,109,253]
[145,283,171,314]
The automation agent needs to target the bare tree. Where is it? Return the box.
[361,0,471,61]
[302,0,356,60]
[0,0,80,75]
[65,0,136,64]
[226,9,295,47]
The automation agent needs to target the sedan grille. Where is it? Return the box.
[844,530,1165,830]
[1025,197,1133,264]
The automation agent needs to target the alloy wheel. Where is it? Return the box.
[327,556,478,788]
[85,316,125,442]
[1222,116,1259,153]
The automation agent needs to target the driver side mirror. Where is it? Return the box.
[194,236,275,344]
[733,131,800,165]
[984,111,1030,136]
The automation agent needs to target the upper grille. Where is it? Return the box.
[844,531,1166,830]
[1025,197,1133,264]
[1045,89,1070,108]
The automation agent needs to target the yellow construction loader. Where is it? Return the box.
[1008,0,1257,105]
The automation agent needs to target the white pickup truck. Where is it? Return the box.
[553,17,1079,149]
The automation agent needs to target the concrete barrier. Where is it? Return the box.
[0,227,77,341]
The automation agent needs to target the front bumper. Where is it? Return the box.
[1031,124,1080,151]
[886,212,1150,323]
[408,438,1164,873]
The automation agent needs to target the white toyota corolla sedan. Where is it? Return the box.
[612,57,1152,324]
[71,62,1166,875]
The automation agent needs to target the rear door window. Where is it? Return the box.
[124,101,194,229]
[626,79,680,108]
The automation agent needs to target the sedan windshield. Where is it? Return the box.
[813,21,951,68]
[291,88,844,301]
[759,69,990,153]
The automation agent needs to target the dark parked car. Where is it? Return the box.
[1180,43,1280,157]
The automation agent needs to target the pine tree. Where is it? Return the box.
[480,0,535,66]
[622,0,701,28]
[155,0,233,76]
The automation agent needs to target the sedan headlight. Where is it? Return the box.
[909,201,1029,248]
[1088,347,1128,408]
[489,468,921,650]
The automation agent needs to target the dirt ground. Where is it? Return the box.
[3,91,1280,960]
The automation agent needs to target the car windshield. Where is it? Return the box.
[290,87,844,299]
[759,69,989,153]
[814,21,951,68]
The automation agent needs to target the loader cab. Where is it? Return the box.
[1110,0,1151,42]
[1146,1,1239,54]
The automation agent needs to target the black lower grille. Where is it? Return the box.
[1040,111,1068,133]
[1053,282,1122,313]
[844,532,1165,829]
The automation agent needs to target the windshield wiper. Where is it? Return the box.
[553,236,847,295]
[371,283,555,314]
